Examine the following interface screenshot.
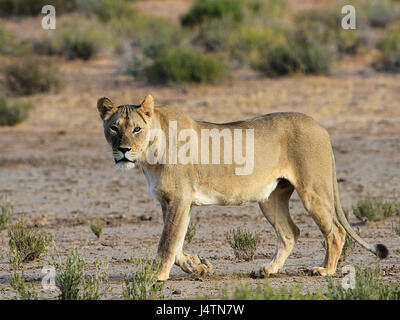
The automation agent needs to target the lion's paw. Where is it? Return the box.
[179,255,212,276]
[312,267,334,276]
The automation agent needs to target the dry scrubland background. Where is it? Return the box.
[0,0,400,299]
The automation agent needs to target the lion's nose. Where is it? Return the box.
[118,147,131,153]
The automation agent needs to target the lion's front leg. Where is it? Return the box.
[156,198,191,281]
[156,198,212,281]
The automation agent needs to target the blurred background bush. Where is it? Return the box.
[1,0,400,125]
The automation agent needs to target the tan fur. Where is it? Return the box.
[97,94,387,281]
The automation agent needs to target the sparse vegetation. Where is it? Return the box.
[77,0,136,23]
[90,220,104,239]
[51,248,109,300]
[252,41,332,76]
[33,19,107,61]
[4,56,62,96]
[145,47,226,84]
[225,227,260,261]
[352,197,400,222]
[122,256,165,300]
[9,222,52,266]
[363,0,400,28]
[374,29,400,72]
[181,0,285,28]
[327,265,400,300]
[223,280,323,300]
[392,218,400,236]
[0,195,13,231]
[0,0,76,16]
[185,223,197,244]
[10,271,39,300]
[0,98,32,126]
[0,26,22,56]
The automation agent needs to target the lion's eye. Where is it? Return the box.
[110,125,119,133]
[133,127,141,134]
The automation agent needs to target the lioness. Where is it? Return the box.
[97,94,388,281]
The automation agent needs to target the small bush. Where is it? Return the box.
[145,47,226,84]
[123,256,164,300]
[185,223,197,244]
[0,0,76,16]
[34,20,107,61]
[10,271,39,300]
[51,248,109,300]
[374,29,400,72]
[4,56,62,96]
[327,265,400,300]
[0,26,21,56]
[225,227,260,261]
[181,0,245,27]
[253,41,332,76]
[294,8,365,55]
[363,0,399,28]
[181,0,284,28]
[90,221,104,239]
[0,98,32,126]
[0,195,13,231]
[352,197,400,222]
[223,280,323,300]
[9,222,52,266]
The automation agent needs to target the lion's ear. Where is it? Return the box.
[138,94,154,119]
[97,97,117,121]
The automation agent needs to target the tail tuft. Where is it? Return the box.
[375,244,389,259]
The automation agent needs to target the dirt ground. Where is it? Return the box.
[0,1,400,299]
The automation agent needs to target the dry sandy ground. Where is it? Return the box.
[0,1,400,300]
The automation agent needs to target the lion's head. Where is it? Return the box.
[97,95,154,169]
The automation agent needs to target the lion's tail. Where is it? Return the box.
[331,153,389,259]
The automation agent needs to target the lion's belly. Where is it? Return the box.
[192,180,278,206]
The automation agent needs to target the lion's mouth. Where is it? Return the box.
[115,158,137,164]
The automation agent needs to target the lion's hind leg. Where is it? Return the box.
[258,179,299,276]
[296,187,346,276]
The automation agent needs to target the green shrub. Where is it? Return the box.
[9,222,52,266]
[145,47,226,84]
[327,265,400,300]
[4,56,62,96]
[0,26,21,56]
[0,195,13,230]
[77,0,136,22]
[253,41,332,76]
[90,220,104,239]
[185,223,197,244]
[352,197,400,222]
[51,248,109,300]
[225,227,260,261]
[34,20,107,60]
[374,29,400,72]
[223,280,323,300]
[0,0,76,16]
[363,0,400,28]
[0,98,32,126]
[123,256,164,300]
[10,271,39,300]
[294,8,365,55]
[181,0,285,28]
[181,0,245,27]
[192,18,235,53]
